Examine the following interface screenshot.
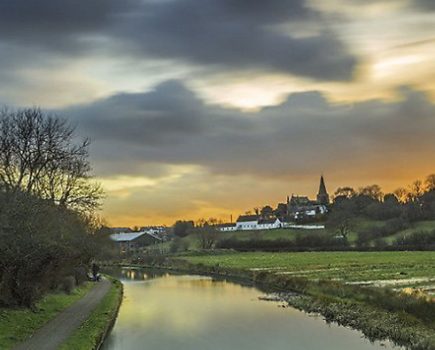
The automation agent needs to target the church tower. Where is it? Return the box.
[316,175,329,205]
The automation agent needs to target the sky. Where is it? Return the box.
[0,0,434,226]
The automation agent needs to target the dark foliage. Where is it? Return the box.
[356,217,409,247]
[0,109,113,308]
[0,190,102,307]
[394,230,435,250]
[173,220,194,238]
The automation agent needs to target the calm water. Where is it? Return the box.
[103,267,399,350]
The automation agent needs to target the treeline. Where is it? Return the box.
[331,177,435,222]
[327,178,435,247]
[215,230,435,252]
[0,108,114,308]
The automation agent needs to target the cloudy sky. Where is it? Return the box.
[1,0,434,225]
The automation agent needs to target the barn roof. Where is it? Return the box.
[110,231,161,242]
[236,215,259,222]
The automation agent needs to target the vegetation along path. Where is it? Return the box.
[13,279,111,350]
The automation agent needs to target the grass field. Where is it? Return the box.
[181,251,435,285]
[0,283,94,349]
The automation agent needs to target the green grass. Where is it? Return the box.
[387,220,435,242]
[60,278,123,350]
[347,218,386,242]
[0,283,94,350]
[181,251,435,282]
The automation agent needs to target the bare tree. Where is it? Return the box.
[0,108,103,212]
[358,184,383,201]
[409,180,424,201]
[425,174,435,192]
[326,210,353,239]
[334,187,356,200]
[393,187,409,203]
[195,218,219,250]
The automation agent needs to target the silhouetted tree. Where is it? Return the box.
[334,187,356,201]
[425,174,435,192]
[195,218,219,250]
[173,220,194,237]
[274,203,288,219]
[409,180,424,201]
[394,187,409,203]
[260,205,274,218]
[358,184,383,201]
[0,108,103,212]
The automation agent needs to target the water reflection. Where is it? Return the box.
[103,267,399,350]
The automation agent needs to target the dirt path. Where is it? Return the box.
[14,279,111,350]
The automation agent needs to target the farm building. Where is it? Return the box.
[110,231,162,254]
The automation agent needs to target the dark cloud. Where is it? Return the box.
[0,0,139,53]
[411,0,435,11]
[0,0,356,81]
[115,0,356,80]
[65,80,435,179]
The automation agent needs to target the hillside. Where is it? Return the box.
[149,218,435,253]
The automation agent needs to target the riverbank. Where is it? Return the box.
[0,283,94,349]
[115,254,435,350]
[60,278,123,350]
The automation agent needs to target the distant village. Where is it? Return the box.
[218,175,329,232]
[109,176,330,254]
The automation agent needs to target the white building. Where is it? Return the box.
[236,215,260,230]
[215,215,283,232]
[257,218,282,230]
[216,223,237,232]
[294,204,328,219]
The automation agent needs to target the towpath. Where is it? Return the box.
[14,278,111,350]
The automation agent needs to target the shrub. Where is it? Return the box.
[60,276,76,294]
[356,217,409,247]
[0,191,98,307]
[394,230,435,250]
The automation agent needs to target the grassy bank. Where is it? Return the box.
[60,278,123,350]
[130,251,435,349]
[0,283,94,349]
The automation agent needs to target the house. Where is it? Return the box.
[216,223,237,232]
[140,226,169,240]
[217,215,283,231]
[214,215,284,232]
[235,215,260,230]
[110,231,162,254]
[215,175,330,232]
[294,204,327,219]
[257,218,282,230]
[287,175,330,221]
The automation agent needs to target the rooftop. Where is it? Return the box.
[258,218,279,224]
[237,215,259,222]
[110,231,162,242]
[216,223,237,228]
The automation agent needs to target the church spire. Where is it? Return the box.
[317,175,329,205]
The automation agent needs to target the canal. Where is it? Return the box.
[103,267,399,350]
